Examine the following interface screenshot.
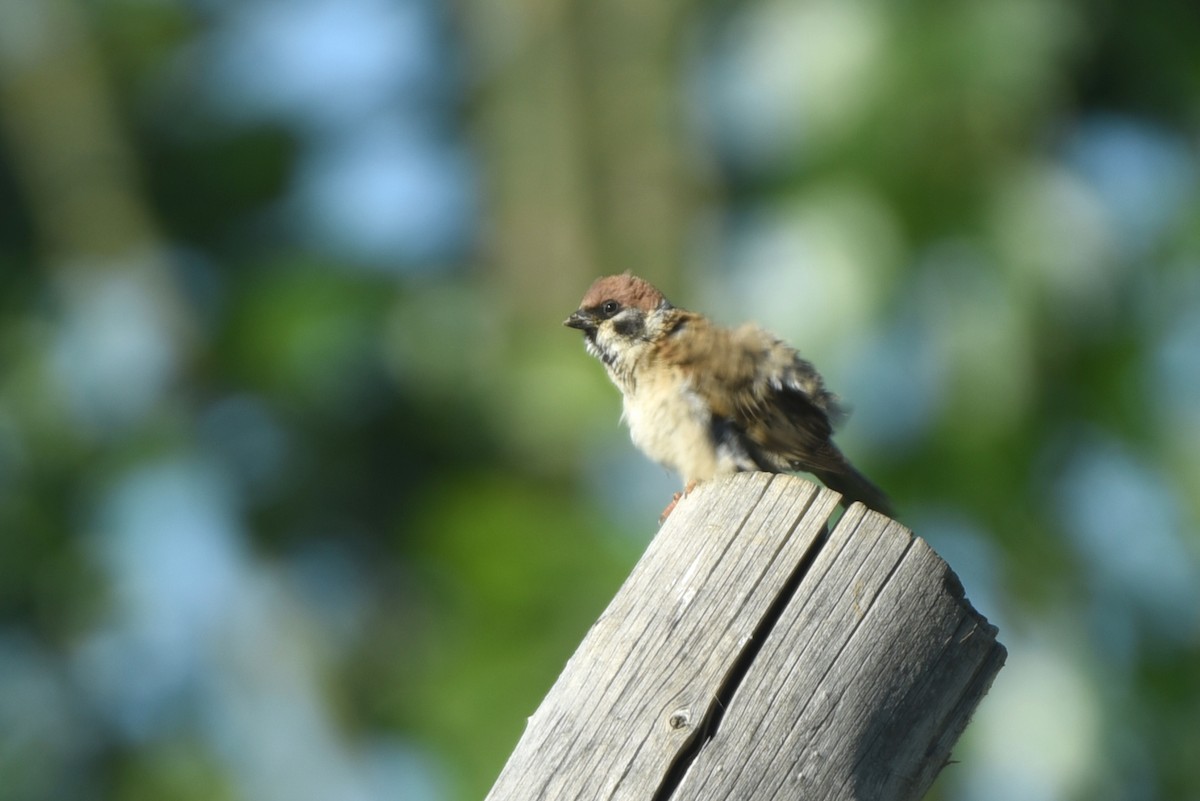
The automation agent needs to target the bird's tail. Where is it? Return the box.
[811,461,893,518]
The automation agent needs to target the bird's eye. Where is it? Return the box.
[601,300,620,318]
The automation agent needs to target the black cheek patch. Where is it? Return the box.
[613,314,642,337]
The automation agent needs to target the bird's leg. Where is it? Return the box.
[659,493,682,525]
[658,480,700,525]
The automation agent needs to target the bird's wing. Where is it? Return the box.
[660,318,850,474]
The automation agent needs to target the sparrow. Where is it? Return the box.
[565,273,892,518]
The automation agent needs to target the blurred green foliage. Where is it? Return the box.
[0,0,1198,800]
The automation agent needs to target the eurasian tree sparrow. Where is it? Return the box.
[565,274,892,518]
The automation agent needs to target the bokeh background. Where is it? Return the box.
[1,0,1198,799]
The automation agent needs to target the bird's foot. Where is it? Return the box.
[659,492,683,525]
[658,481,700,525]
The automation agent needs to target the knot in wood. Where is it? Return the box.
[667,708,691,729]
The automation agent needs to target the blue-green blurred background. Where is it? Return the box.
[1,0,1198,799]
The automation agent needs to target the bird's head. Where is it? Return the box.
[564,274,674,369]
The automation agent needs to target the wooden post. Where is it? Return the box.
[486,472,1006,801]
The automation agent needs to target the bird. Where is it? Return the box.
[564,273,892,519]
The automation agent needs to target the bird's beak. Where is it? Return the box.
[564,310,595,331]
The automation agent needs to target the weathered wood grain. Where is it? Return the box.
[485,473,1005,801]
[669,506,1005,801]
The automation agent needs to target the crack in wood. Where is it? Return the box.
[650,513,831,801]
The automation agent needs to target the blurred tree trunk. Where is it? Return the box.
[0,0,194,348]
[455,0,697,324]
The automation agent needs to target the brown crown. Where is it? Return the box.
[578,274,668,312]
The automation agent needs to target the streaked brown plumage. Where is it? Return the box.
[565,274,891,517]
